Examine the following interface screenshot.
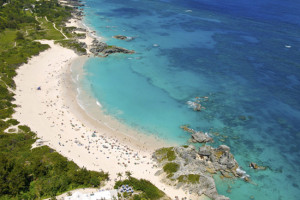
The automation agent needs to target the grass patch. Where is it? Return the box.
[0,30,17,52]
[33,17,65,40]
[155,147,176,162]
[178,174,200,184]
[163,162,179,178]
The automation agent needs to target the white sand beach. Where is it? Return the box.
[12,23,208,199]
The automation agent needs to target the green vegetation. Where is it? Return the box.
[155,147,176,162]
[33,17,65,40]
[105,45,116,49]
[114,177,165,200]
[0,0,109,199]
[163,162,179,178]
[0,128,109,199]
[178,174,200,184]
[55,39,87,55]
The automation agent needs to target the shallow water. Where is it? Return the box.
[77,0,300,199]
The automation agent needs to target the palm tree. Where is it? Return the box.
[117,172,122,181]
[125,171,132,179]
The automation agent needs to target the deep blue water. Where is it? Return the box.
[77,0,300,199]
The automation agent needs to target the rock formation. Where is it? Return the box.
[113,35,128,40]
[153,145,248,200]
[249,162,267,170]
[191,131,213,143]
[90,39,135,57]
[180,125,213,143]
[113,35,134,41]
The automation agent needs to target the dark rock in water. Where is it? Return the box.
[249,162,258,169]
[238,115,247,121]
[292,183,299,188]
[90,38,135,57]
[113,35,128,40]
[191,131,213,143]
[249,162,267,170]
[181,125,213,143]
[102,46,135,56]
[243,176,250,182]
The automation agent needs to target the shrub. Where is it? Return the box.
[163,162,179,175]
[18,125,31,133]
[16,31,24,40]
[155,147,176,162]
[114,177,165,200]
[178,174,200,184]
[7,119,19,126]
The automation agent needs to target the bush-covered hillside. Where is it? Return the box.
[0,0,109,199]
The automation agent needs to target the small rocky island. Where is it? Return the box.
[181,125,213,143]
[113,35,134,41]
[153,144,249,200]
[90,39,135,57]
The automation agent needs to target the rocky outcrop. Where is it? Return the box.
[191,131,213,143]
[75,27,87,32]
[249,162,267,170]
[113,35,134,41]
[180,125,213,143]
[113,35,128,40]
[90,39,135,57]
[153,145,248,200]
[61,0,84,7]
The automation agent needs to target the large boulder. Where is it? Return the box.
[199,145,213,157]
[191,131,213,143]
[218,145,230,152]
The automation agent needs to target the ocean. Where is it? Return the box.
[74,0,300,199]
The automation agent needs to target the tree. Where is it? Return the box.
[125,171,132,179]
[15,31,24,40]
[117,172,122,181]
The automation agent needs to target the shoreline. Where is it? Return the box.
[65,17,175,153]
[12,5,207,200]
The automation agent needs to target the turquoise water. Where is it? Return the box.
[78,0,300,199]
